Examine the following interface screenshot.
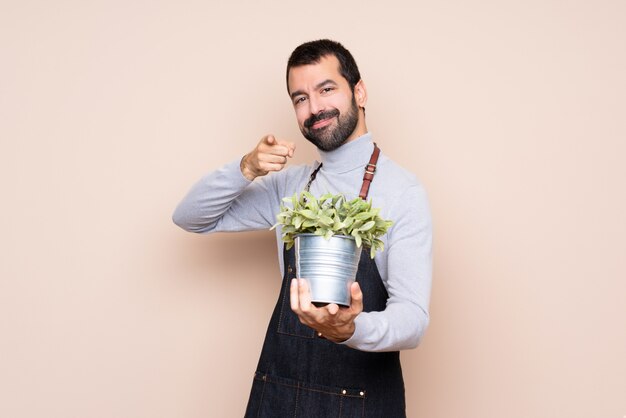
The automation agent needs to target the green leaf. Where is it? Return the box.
[358,221,376,231]
[355,211,373,221]
[272,191,392,257]
[301,190,314,202]
[299,209,317,219]
[319,215,333,226]
[305,197,319,211]
[302,219,317,228]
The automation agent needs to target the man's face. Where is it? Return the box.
[287,55,360,152]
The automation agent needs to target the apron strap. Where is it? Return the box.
[304,142,381,200]
[359,143,380,200]
[304,162,323,193]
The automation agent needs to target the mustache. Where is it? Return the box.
[304,109,340,129]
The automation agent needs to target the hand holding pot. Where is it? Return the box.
[290,278,363,343]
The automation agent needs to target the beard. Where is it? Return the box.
[300,95,359,152]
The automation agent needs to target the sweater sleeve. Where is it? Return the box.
[172,158,280,233]
[341,183,433,352]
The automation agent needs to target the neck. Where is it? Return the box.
[318,132,374,173]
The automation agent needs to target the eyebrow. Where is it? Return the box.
[290,79,338,100]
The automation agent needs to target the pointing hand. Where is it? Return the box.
[240,134,296,181]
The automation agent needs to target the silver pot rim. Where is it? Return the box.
[295,233,356,241]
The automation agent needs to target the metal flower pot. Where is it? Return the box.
[295,233,362,307]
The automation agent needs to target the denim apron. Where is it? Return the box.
[244,145,406,417]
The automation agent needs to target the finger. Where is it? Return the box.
[289,278,300,313]
[278,140,296,157]
[264,137,295,157]
[350,282,363,313]
[260,153,289,164]
[260,162,286,173]
[260,143,291,158]
[326,303,339,315]
[298,278,313,312]
[271,140,294,157]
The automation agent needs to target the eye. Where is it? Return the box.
[294,96,307,105]
[321,87,334,94]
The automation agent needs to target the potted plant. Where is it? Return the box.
[271,191,393,306]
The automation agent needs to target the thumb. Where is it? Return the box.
[350,282,363,313]
[265,134,276,145]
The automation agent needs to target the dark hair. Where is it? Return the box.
[286,39,361,93]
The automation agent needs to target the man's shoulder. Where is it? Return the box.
[373,154,430,226]
[377,153,423,190]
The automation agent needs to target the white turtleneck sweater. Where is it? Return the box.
[172,133,432,352]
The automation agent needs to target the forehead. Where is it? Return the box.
[287,55,346,94]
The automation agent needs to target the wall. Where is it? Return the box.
[1,1,624,417]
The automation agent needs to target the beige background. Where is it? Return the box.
[1,1,625,417]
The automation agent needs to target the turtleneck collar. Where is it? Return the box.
[317,132,375,174]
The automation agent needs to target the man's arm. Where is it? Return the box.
[172,135,295,233]
[343,184,433,351]
[288,183,433,351]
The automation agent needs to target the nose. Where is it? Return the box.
[308,95,324,116]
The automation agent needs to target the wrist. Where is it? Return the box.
[341,322,356,341]
[240,154,256,181]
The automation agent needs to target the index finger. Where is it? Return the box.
[263,134,277,145]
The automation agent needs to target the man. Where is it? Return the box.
[173,39,432,417]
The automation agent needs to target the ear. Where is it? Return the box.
[354,79,368,108]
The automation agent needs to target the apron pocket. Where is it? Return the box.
[246,372,366,418]
[276,264,316,338]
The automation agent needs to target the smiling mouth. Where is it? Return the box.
[311,117,334,130]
